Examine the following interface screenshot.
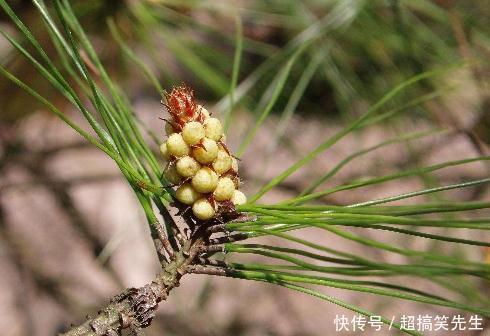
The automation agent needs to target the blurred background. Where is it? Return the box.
[0,0,489,335]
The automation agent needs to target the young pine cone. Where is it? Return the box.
[159,85,246,221]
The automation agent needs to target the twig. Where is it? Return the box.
[197,258,228,268]
[195,245,225,254]
[153,219,174,261]
[205,223,227,234]
[185,264,232,277]
[209,233,249,245]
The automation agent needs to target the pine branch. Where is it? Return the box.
[60,238,206,335]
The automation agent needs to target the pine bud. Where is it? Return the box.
[176,156,201,177]
[166,133,190,157]
[165,164,182,185]
[231,190,247,205]
[192,137,218,164]
[212,146,232,174]
[192,198,215,220]
[222,171,240,188]
[192,167,218,193]
[230,157,239,173]
[165,122,176,135]
[182,121,205,145]
[175,182,201,205]
[162,85,246,221]
[204,118,223,141]
[213,177,235,201]
[197,105,210,120]
[159,141,170,160]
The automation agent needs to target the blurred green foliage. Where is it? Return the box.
[2,0,489,124]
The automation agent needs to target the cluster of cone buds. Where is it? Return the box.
[159,85,247,221]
